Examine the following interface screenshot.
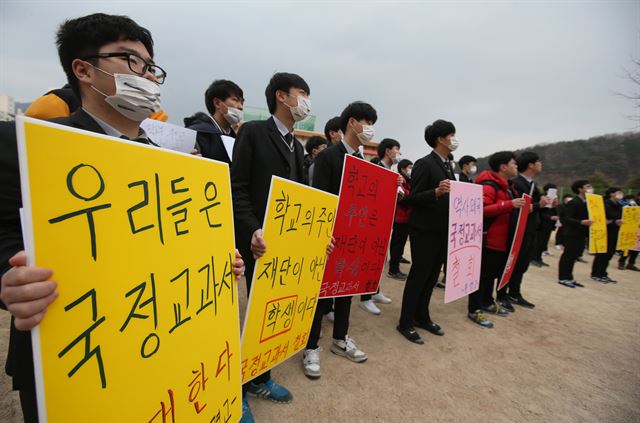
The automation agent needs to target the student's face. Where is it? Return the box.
[531,160,542,174]
[78,40,158,98]
[502,159,518,178]
[387,146,401,160]
[278,87,309,108]
[215,95,244,115]
[312,144,327,158]
[350,118,374,135]
[329,129,343,144]
[580,184,593,195]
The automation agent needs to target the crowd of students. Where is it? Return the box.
[0,13,638,423]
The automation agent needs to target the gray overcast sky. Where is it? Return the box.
[1,0,638,161]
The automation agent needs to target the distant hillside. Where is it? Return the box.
[477,132,640,190]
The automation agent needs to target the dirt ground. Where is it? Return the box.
[1,245,639,423]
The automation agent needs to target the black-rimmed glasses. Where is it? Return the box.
[84,52,167,84]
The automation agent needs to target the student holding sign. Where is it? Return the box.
[558,180,593,288]
[397,119,458,344]
[184,79,245,164]
[0,13,242,422]
[301,101,378,379]
[468,152,526,327]
[590,187,624,283]
[231,72,312,419]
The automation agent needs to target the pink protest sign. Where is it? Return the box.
[444,181,483,303]
[498,194,532,290]
[319,155,398,298]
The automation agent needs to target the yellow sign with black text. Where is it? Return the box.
[17,117,241,422]
[586,193,607,254]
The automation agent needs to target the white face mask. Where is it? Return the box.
[470,165,478,175]
[356,124,375,144]
[223,106,243,126]
[614,193,624,201]
[405,168,412,178]
[585,188,594,194]
[447,137,460,151]
[392,152,402,164]
[285,94,311,122]
[91,68,162,121]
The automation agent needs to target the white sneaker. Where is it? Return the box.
[302,347,322,379]
[359,300,381,315]
[324,311,335,323]
[330,335,367,363]
[372,292,392,304]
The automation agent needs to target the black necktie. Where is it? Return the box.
[444,159,454,179]
[284,132,294,149]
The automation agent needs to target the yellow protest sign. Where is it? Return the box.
[240,176,337,382]
[586,193,607,254]
[617,206,640,252]
[17,117,241,422]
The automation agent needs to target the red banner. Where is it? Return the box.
[498,194,532,290]
[319,155,398,298]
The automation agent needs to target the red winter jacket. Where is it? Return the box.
[475,170,516,252]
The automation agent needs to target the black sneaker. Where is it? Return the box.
[573,281,585,287]
[590,275,608,284]
[396,325,424,344]
[626,264,640,271]
[530,260,544,267]
[601,276,617,284]
[498,298,516,312]
[509,295,535,309]
[436,280,445,289]
[388,271,407,281]
[400,257,411,264]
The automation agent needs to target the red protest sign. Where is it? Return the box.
[498,194,532,290]
[319,155,398,298]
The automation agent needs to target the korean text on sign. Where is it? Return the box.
[320,155,398,298]
[586,193,607,254]
[240,177,337,383]
[617,206,640,252]
[17,117,241,423]
[444,181,483,303]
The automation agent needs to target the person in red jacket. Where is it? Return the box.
[388,158,413,279]
[467,151,526,328]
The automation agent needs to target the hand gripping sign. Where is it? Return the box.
[17,117,241,422]
[498,194,532,291]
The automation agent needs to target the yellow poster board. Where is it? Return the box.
[240,177,337,382]
[617,206,640,252]
[17,117,241,422]
[586,193,607,254]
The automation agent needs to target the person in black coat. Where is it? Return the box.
[533,183,559,262]
[184,79,245,164]
[457,155,477,183]
[230,72,311,405]
[0,14,165,422]
[558,180,594,287]
[590,187,624,282]
[396,119,458,344]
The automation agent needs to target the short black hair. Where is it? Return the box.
[458,155,476,168]
[488,151,516,172]
[424,119,455,148]
[543,183,557,192]
[56,13,154,98]
[339,101,378,133]
[398,158,413,172]
[264,72,310,114]
[305,136,327,155]
[604,187,622,197]
[517,151,540,173]
[324,116,341,141]
[571,179,590,194]
[377,138,401,159]
[204,80,243,116]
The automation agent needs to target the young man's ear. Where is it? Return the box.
[72,58,93,85]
